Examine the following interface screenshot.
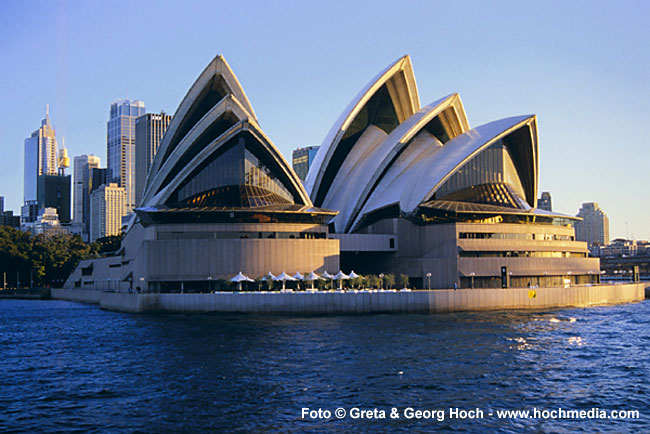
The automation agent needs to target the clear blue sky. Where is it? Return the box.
[1,0,648,239]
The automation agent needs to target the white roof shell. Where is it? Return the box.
[140,55,311,209]
[304,55,420,204]
[143,55,257,202]
[351,115,538,232]
[337,93,470,232]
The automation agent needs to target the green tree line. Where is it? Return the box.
[0,226,123,288]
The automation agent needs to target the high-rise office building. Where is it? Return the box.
[73,155,101,233]
[90,183,126,242]
[34,207,62,235]
[37,174,71,223]
[20,201,39,225]
[24,107,58,204]
[574,202,610,246]
[538,191,552,211]
[135,112,171,206]
[0,197,20,228]
[90,168,109,194]
[107,99,145,213]
[292,146,320,181]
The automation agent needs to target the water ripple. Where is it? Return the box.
[0,299,648,433]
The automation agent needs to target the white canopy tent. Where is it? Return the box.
[274,271,297,290]
[230,272,254,291]
[321,271,333,289]
[304,271,322,290]
[333,271,350,290]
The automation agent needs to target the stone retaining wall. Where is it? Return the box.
[51,283,645,314]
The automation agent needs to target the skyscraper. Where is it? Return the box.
[90,183,126,242]
[107,99,145,213]
[37,174,71,223]
[73,155,101,234]
[90,168,109,194]
[135,112,171,206]
[538,191,552,211]
[292,145,320,181]
[24,107,58,204]
[574,202,610,246]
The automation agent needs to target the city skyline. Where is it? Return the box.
[1,1,649,239]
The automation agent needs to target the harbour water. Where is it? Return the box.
[0,299,648,433]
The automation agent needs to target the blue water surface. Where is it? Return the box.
[0,299,648,433]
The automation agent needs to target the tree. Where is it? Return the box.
[384,273,396,289]
[31,232,91,287]
[254,276,264,291]
[367,274,379,289]
[89,234,125,257]
[0,226,32,288]
[399,273,410,289]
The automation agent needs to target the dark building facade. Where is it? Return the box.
[37,174,71,223]
[135,112,172,207]
[90,168,109,194]
[292,146,319,181]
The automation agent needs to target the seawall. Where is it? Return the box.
[51,283,645,314]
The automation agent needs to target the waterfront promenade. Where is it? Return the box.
[51,283,645,314]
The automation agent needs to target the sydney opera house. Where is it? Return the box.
[65,54,599,291]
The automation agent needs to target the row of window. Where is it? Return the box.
[157,231,327,240]
[459,250,586,258]
[459,232,574,241]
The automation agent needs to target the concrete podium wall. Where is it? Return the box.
[51,283,645,314]
[51,288,102,304]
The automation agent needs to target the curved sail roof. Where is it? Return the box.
[337,93,469,232]
[147,119,312,208]
[351,115,538,232]
[140,55,312,211]
[304,55,420,206]
[142,94,258,204]
[144,55,257,198]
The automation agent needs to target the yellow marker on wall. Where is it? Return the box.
[528,290,537,299]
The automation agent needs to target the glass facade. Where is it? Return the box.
[107,99,145,212]
[169,133,296,208]
[157,230,326,240]
[459,232,574,241]
[292,146,319,181]
[438,183,530,210]
[135,113,171,206]
[459,250,586,258]
[435,141,527,202]
[156,111,240,197]
[460,274,599,289]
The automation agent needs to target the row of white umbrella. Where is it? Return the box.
[230,270,362,290]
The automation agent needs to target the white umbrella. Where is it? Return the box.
[322,270,333,289]
[274,271,296,290]
[264,271,276,291]
[334,270,350,290]
[348,270,361,289]
[231,272,250,291]
[304,271,322,290]
[293,272,304,291]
